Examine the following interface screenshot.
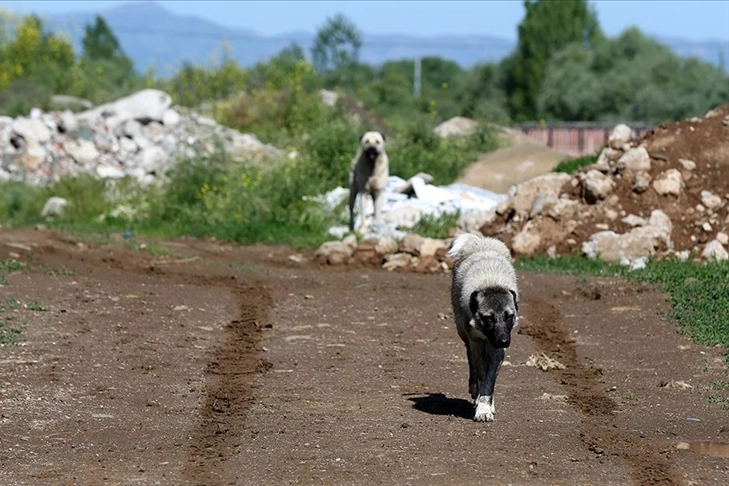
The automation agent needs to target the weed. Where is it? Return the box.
[553,152,600,174]
[409,211,460,240]
[26,301,50,312]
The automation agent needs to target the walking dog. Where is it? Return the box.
[447,233,519,422]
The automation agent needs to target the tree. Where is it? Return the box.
[82,16,124,61]
[311,13,362,76]
[504,0,602,121]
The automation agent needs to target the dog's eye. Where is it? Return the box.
[481,314,496,325]
[504,312,514,322]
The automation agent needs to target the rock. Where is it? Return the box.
[529,192,559,219]
[652,169,683,197]
[632,171,651,193]
[581,169,615,204]
[511,173,571,216]
[616,146,651,172]
[717,232,729,245]
[64,139,100,166]
[700,190,724,210]
[58,110,79,133]
[12,118,51,145]
[399,233,424,256]
[315,240,355,265]
[512,221,541,256]
[607,124,632,149]
[678,158,696,171]
[162,109,181,127]
[419,238,447,258]
[622,214,647,227]
[458,209,496,233]
[433,116,477,138]
[701,240,729,261]
[41,197,69,218]
[137,146,168,173]
[96,165,125,179]
[374,236,398,256]
[382,252,415,271]
[582,230,657,262]
[78,89,172,124]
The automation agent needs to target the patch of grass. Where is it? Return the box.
[124,241,173,256]
[516,254,729,356]
[0,298,25,345]
[552,151,600,174]
[708,395,729,410]
[516,254,623,277]
[408,211,460,240]
[0,259,31,272]
[26,301,50,312]
[0,317,23,345]
[710,380,729,391]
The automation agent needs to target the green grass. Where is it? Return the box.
[0,298,26,345]
[552,151,600,174]
[408,211,460,240]
[517,254,729,355]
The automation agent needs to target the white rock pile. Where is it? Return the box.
[0,89,283,186]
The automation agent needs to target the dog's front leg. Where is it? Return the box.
[348,188,358,232]
[465,341,478,400]
[372,189,383,230]
[358,192,369,234]
[474,345,505,422]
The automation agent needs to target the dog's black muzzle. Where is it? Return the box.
[365,147,379,161]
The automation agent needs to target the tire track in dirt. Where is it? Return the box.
[520,295,682,486]
[180,276,272,485]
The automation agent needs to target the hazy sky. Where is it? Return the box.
[2,0,728,42]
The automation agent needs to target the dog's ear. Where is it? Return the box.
[510,290,519,312]
[380,132,386,143]
[469,290,481,317]
[359,132,366,143]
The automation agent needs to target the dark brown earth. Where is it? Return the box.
[1,227,728,485]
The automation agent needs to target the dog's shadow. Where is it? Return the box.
[406,392,473,420]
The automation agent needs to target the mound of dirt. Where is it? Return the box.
[479,102,729,262]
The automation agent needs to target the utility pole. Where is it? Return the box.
[413,57,422,98]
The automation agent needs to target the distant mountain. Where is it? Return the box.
[28,1,729,77]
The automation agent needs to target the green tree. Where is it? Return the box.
[311,13,362,81]
[82,15,123,61]
[504,0,602,121]
[537,27,729,123]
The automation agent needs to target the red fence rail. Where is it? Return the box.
[516,122,654,157]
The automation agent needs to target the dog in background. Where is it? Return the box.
[348,131,389,234]
[447,233,519,422]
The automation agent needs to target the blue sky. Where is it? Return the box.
[2,0,728,42]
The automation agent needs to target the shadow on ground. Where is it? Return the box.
[406,392,473,420]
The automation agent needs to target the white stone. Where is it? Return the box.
[701,240,728,261]
[652,169,683,197]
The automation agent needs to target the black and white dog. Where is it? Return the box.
[448,233,519,422]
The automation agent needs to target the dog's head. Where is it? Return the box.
[360,131,386,161]
[469,286,518,348]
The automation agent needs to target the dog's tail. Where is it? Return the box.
[447,233,512,265]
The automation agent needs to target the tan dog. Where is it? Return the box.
[348,131,389,234]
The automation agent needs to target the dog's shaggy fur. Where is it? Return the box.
[448,233,519,422]
[348,131,389,234]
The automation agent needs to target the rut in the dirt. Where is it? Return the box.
[179,275,273,486]
[520,295,683,486]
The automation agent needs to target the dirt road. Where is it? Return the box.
[1,228,727,485]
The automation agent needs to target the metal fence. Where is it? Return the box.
[516,122,654,157]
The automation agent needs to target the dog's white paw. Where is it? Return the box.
[474,395,495,422]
